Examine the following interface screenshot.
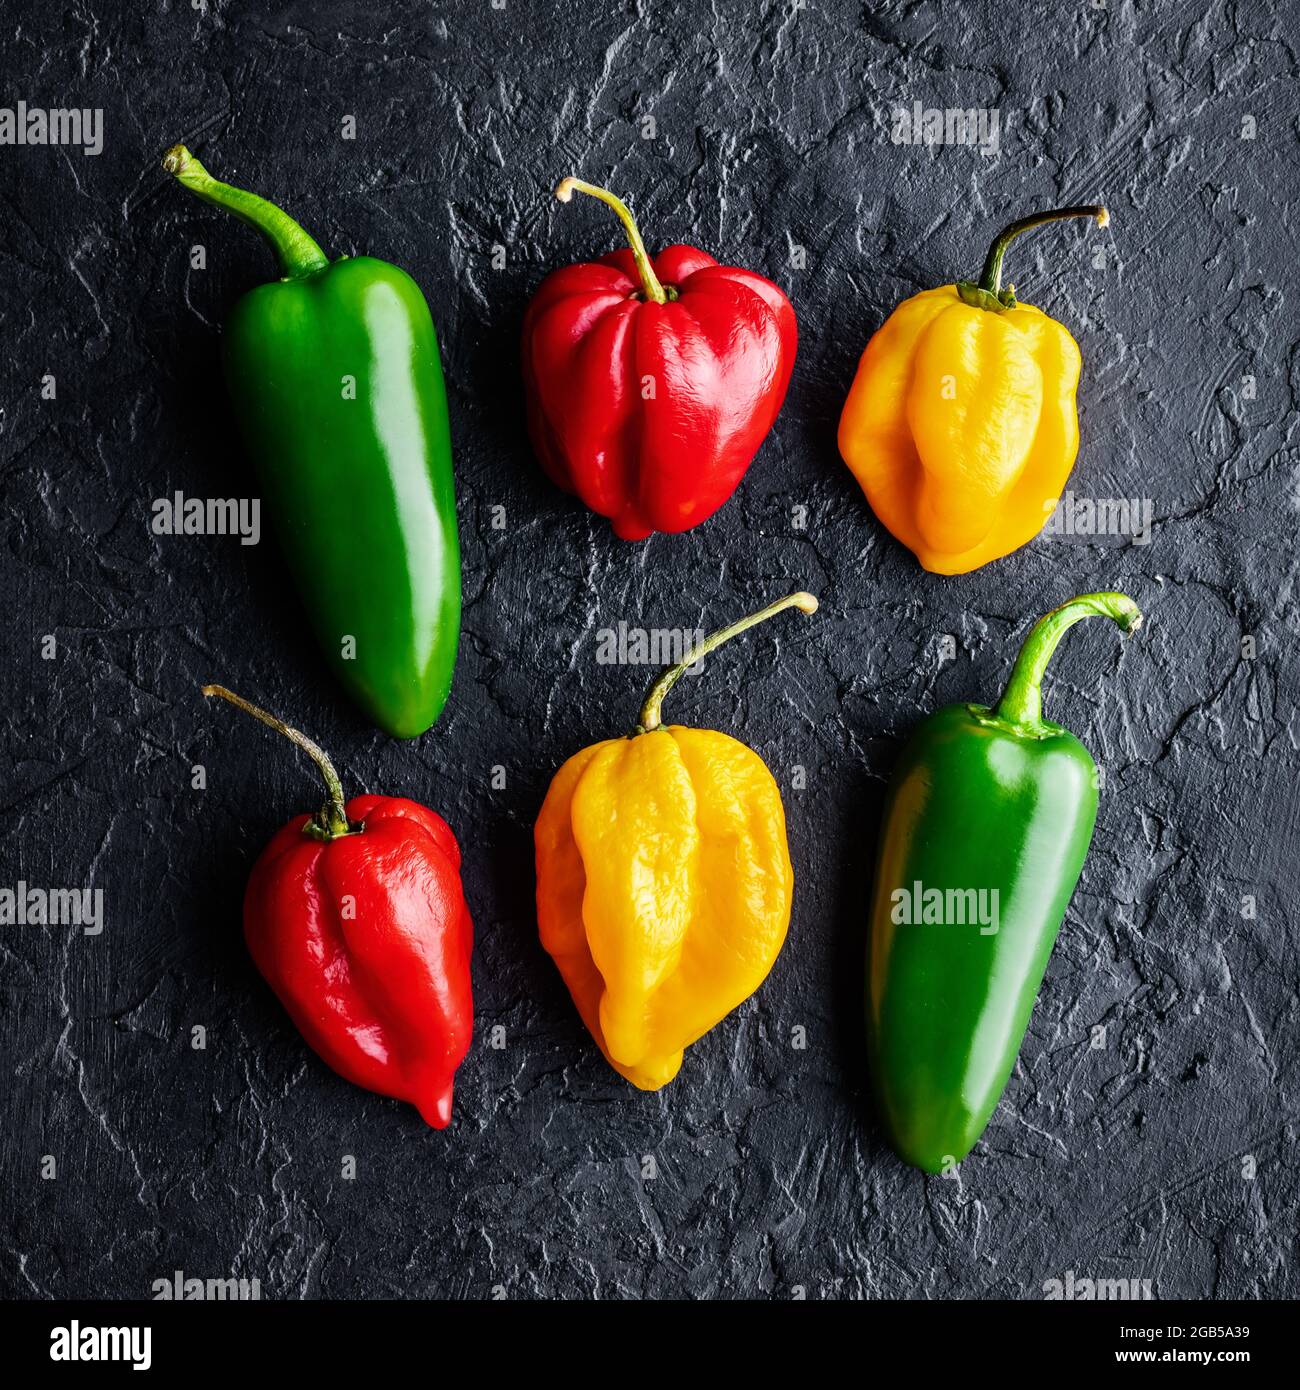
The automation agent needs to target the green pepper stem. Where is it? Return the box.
[556,176,668,305]
[637,592,818,733]
[163,144,329,280]
[202,684,352,839]
[993,592,1141,732]
[978,205,1109,296]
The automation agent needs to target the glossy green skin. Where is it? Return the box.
[866,702,1098,1173]
[223,255,460,739]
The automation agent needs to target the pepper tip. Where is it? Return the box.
[554,176,577,204]
[1096,206,1110,228]
[417,1081,454,1129]
[793,592,818,615]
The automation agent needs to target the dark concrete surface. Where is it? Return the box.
[1,0,1296,1300]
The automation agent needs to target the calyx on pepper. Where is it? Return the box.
[535,591,818,1089]
[521,175,798,540]
[838,204,1110,575]
[865,592,1141,1173]
[203,684,474,1128]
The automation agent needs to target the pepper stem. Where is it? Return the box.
[163,144,329,280]
[637,592,818,733]
[556,176,668,304]
[202,684,353,840]
[979,205,1109,297]
[993,593,1141,732]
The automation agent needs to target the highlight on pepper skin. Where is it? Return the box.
[534,592,818,1088]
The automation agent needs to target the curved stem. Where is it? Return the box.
[979,204,1109,296]
[637,592,818,733]
[555,176,667,304]
[163,144,329,280]
[993,593,1141,732]
[202,684,353,839]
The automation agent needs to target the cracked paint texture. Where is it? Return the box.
[1,0,1297,1300]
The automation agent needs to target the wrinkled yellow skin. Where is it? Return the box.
[535,725,794,1090]
[837,285,1083,575]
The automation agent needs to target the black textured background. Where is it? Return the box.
[2,0,1297,1301]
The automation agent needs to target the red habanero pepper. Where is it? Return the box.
[203,685,473,1128]
[522,177,798,540]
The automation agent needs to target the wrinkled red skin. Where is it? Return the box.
[522,244,797,540]
[243,794,473,1128]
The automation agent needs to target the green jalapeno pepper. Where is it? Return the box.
[163,145,460,739]
[867,592,1142,1173]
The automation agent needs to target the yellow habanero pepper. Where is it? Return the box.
[535,591,818,1090]
[838,206,1110,576]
